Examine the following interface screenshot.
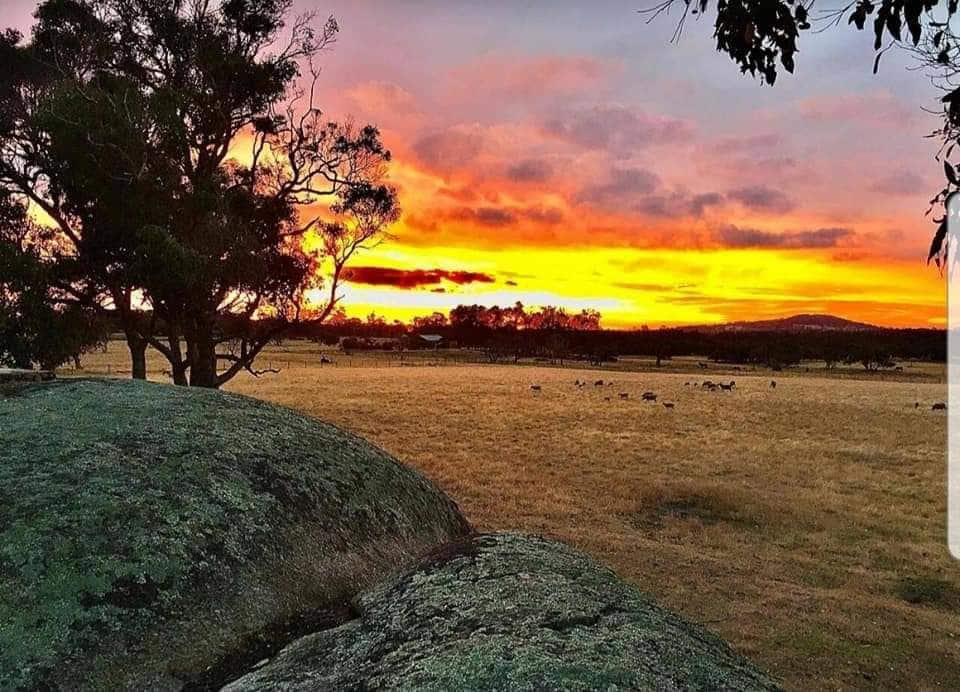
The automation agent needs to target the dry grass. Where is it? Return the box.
[70,342,954,689]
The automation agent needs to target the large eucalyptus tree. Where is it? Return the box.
[0,0,398,387]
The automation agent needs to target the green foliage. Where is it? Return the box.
[712,0,801,85]
[0,197,106,369]
[844,344,896,370]
[665,0,948,85]
[0,379,468,689]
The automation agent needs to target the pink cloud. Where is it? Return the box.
[799,91,914,127]
[869,169,929,196]
[710,133,783,155]
[346,81,417,115]
[412,127,485,173]
[716,224,853,249]
[541,104,694,154]
[727,185,796,213]
[506,158,554,182]
[450,54,618,100]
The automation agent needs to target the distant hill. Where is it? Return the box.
[695,313,880,333]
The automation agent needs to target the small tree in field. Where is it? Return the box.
[0,0,398,387]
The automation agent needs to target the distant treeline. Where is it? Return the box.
[572,328,946,369]
[98,306,945,369]
[279,304,946,369]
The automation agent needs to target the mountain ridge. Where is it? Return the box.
[692,313,880,332]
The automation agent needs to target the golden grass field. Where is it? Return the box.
[71,341,954,690]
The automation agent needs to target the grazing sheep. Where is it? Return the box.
[770,380,776,389]
[530,385,542,392]
[641,391,657,402]
[683,382,690,387]
[594,379,604,387]
[933,402,947,411]
[663,402,675,409]
[619,392,629,400]
[718,381,735,391]
[604,396,611,401]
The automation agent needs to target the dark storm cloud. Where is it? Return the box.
[345,266,496,289]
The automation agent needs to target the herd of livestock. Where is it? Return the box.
[527,377,765,409]
[529,376,946,412]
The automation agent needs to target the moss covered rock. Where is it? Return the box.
[225,533,778,691]
[0,379,469,690]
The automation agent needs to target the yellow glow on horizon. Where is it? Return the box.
[303,241,945,329]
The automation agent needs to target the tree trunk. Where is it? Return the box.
[167,332,189,386]
[190,335,218,388]
[115,289,150,381]
[128,335,148,380]
[171,366,189,386]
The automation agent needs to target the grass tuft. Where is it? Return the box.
[896,575,960,609]
[632,484,767,531]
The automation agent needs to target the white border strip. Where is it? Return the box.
[948,192,960,559]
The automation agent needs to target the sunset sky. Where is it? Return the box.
[5,1,949,328]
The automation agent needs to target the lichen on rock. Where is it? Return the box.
[0,378,469,690]
[225,533,779,691]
